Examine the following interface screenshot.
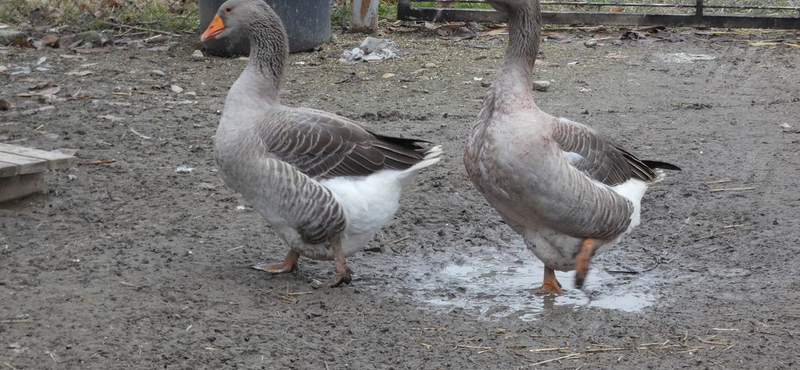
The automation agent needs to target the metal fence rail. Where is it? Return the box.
[398,0,800,29]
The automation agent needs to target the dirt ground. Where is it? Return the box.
[1,25,799,369]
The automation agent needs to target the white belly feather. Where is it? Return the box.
[320,170,405,255]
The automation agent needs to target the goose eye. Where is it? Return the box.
[225,6,232,13]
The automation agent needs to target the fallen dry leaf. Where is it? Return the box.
[28,80,57,90]
[85,159,116,165]
[39,34,59,47]
[0,98,12,111]
[479,27,508,37]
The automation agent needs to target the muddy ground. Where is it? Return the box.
[1,25,799,369]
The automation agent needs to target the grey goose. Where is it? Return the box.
[463,0,680,295]
[201,0,442,287]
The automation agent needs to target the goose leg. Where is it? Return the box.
[574,238,595,289]
[311,235,352,288]
[251,250,299,273]
[530,266,564,296]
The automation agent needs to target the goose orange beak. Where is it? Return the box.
[201,14,225,42]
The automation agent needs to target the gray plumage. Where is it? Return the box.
[206,0,441,284]
[464,0,679,292]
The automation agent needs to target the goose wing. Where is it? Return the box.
[259,107,430,179]
[551,117,658,186]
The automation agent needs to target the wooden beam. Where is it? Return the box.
[0,143,75,170]
[0,152,48,175]
[0,172,44,203]
[0,161,18,178]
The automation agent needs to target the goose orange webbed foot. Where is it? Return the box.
[530,282,564,296]
[251,251,299,273]
[529,266,564,296]
[311,235,352,288]
[310,268,352,289]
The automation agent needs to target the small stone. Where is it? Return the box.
[532,80,551,92]
[423,62,438,69]
[175,165,194,173]
[612,40,623,46]
[382,73,395,79]
[129,40,145,49]
[67,174,77,181]
[480,81,491,88]
[150,69,166,77]
[584,39,598,48]
[191,49,204,59]
[37,94,56,104]
[170,85,183,93]
[197,182,216,190]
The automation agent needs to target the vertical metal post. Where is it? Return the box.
[350,0,379,33]
[696,0,704,18]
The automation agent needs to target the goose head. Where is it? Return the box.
[200,0,281,42]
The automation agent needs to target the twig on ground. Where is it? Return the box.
[455,345,493,350]
[129,127,152,139]
[286,291,313,296]
[529,347,570,353]
[101,21,179,36]
[0,319,33,323]
[530,353,583,366]
[391,236,409,244]
[710,187,757,193]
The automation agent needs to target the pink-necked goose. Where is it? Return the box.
[201,0,442,287]
[464,0,680,295]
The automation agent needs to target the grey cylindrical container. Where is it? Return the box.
[199,0,331,55]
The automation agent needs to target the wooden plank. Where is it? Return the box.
[0,172,44,203]
[0,143,76,170]
[0,152,48,175]
[0,161,18,178]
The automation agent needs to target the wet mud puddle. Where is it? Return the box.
[361,245,658,321]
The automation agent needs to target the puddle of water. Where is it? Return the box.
[368,246,657,321]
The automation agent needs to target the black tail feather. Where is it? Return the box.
[642,160,682,171]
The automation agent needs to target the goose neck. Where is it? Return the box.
[241,13,288,99]
[498,2,541,85]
